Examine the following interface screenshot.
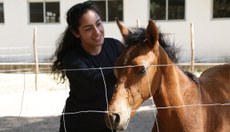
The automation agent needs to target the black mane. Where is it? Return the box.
[123,28,199,83]
[124,28,181,63]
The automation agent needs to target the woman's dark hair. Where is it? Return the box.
[66,1,100,31]
[51,1,100,82]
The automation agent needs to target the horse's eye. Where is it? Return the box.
[138,67,148,75]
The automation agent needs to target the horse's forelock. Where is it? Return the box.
[123,27,181,63]
[124,28,146,47]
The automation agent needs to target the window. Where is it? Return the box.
[150,0,185,20]
[29,1,60,23]
[213,0,230,18]
[92,0,123,22]
[0,3,4,23]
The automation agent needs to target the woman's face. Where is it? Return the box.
[74,10,104,51]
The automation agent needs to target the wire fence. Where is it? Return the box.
[0,69,155,132]
[0,62,229,132]
[0,45,55,63]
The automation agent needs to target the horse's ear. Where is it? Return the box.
[146,20,159,49]
[115,18,130,38]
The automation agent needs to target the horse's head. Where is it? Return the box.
[105,19,163,130]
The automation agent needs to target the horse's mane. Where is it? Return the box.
[124,28,199,84]
[124,28,181,63]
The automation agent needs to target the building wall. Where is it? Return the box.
[0,0,229,63]
[154,0,230,62]
[0,0,66,62]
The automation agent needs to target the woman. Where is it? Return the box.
[52,1,124,132]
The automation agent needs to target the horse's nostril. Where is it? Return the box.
[111,113,120,124]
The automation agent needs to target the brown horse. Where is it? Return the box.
[105,19,230,132]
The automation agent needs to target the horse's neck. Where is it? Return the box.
[155,46,199,106]
[153,47,203,131]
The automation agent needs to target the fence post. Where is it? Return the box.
[190,23,195,72]
[33,27,39,91]
[136,19,140,28]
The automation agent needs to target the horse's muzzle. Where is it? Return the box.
[105,112,129,130]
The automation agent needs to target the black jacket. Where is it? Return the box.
[60,38,123,131]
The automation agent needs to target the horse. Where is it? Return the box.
[105,19,230,132]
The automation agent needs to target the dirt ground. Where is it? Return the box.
[0,73,156,132]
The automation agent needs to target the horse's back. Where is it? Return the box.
[199,64,230,132]
[199,63,230,102]
[200,64,230,79]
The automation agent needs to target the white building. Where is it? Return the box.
[0,0,229,63]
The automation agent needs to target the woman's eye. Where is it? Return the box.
[84,27,92,31]
[97,22,102,26]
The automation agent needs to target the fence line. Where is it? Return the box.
[0,63,229,132]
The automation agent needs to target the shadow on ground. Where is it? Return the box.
[0,100,156,132]
[0,116,60,132]
[0,110,154,132]
[120,110,154,132]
